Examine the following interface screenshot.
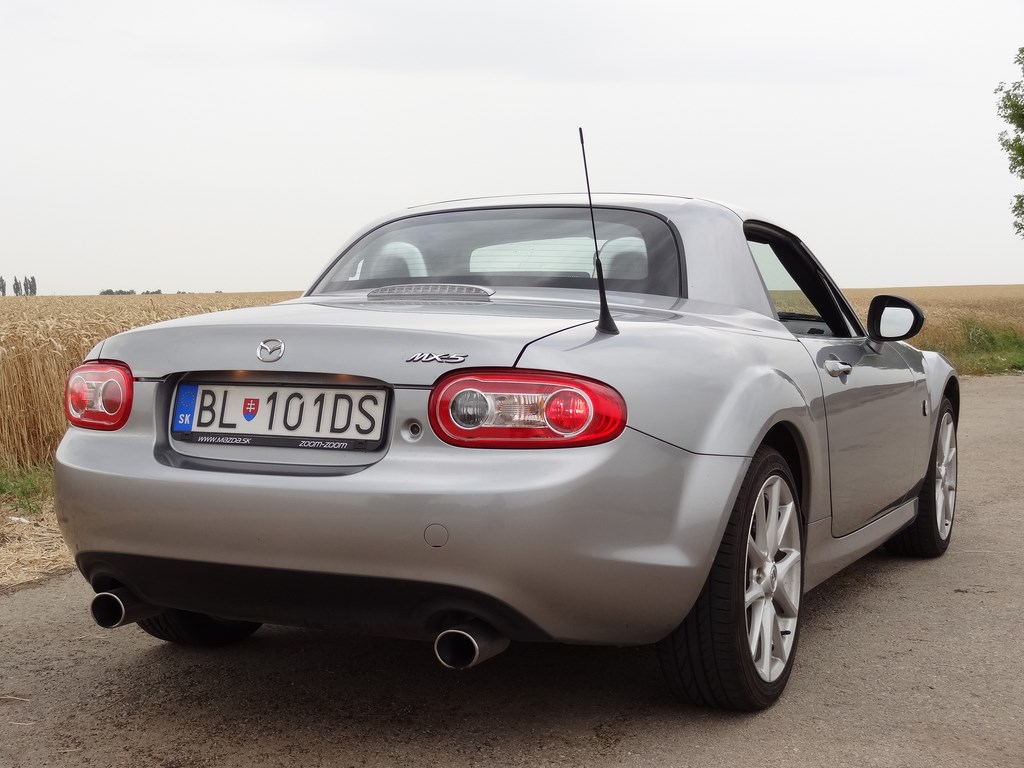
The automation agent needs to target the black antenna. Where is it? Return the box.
[578,127,619,335]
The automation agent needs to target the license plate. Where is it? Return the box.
[170,383,387,451]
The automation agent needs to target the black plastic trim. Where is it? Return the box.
[77,552,552,642]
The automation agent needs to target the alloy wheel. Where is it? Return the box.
[934,411,957,541]
[745,474,802,682]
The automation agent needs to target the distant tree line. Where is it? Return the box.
[0,276,37,296]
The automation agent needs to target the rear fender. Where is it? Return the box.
[517,320,831,525]
[517,320,825,457]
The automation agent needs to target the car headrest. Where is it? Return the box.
[600,238,648,280]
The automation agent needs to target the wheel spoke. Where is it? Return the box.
[759,600,775,678]
[748,533,768,569]
[751,491,764,553]
[774,549,800,580]
[747,597,765,656]
[941,419,954,459]
[771,608,787,668]
[942,484,955,529]
[745,583,763,609]
[765,479,781,555]
[775,613,797,668]
[774,558,802,616]
[774,500,794,554]
[945,445,957,470]
[775,587,800,621]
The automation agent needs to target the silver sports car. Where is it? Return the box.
[56,194,959,710]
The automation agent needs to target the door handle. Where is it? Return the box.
[824,359,853,377]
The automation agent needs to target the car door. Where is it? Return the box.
[746,224,921,537]
[796,336,921,535]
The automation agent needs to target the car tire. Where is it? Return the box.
[885,397,957,558]
[137,610,262,647]
[657,446,804,711]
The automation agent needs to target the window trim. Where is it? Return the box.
[744,221,865,339]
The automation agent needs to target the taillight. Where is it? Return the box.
[65,362,134,431]
[429,369,626,448]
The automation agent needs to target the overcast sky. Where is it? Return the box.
[2,0,1023,295]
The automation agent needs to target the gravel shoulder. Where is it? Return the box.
[1,375,1022,768]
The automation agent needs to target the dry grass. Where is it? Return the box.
[0,500,70,590]
[0,292,298,468]
[0,464,65,589]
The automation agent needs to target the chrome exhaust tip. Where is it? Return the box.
[90,588,162,629]
[434,619,510,670]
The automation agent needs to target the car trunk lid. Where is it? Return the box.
[97,295,599,385]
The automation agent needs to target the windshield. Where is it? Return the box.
[309,207,682,297]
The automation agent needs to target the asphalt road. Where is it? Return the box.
[2,375,1022,768]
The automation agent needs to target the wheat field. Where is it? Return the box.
[844,285,1024,373]
[0,286,1021,469]
[843,284,1024,331]
[0,292,299,468]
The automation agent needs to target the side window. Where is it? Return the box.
[748,241,822,322]
[746,229,853,338]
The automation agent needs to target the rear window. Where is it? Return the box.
[310,207,681,297]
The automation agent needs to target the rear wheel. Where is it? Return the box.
[885,397,957,557]
[138,610,261,647]
[657,446,804,710]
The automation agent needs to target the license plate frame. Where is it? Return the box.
[170,382,388,451]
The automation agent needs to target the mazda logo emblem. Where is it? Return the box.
[257,339,285,363]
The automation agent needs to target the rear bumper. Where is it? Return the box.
[56,396,748,644]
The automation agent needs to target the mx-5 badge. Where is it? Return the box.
[406,353,468,364]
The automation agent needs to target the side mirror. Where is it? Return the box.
[866,294,925,342]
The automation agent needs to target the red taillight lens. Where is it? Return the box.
[429,369,626,448]
[544,389,591,434]
[64,362,134,430]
